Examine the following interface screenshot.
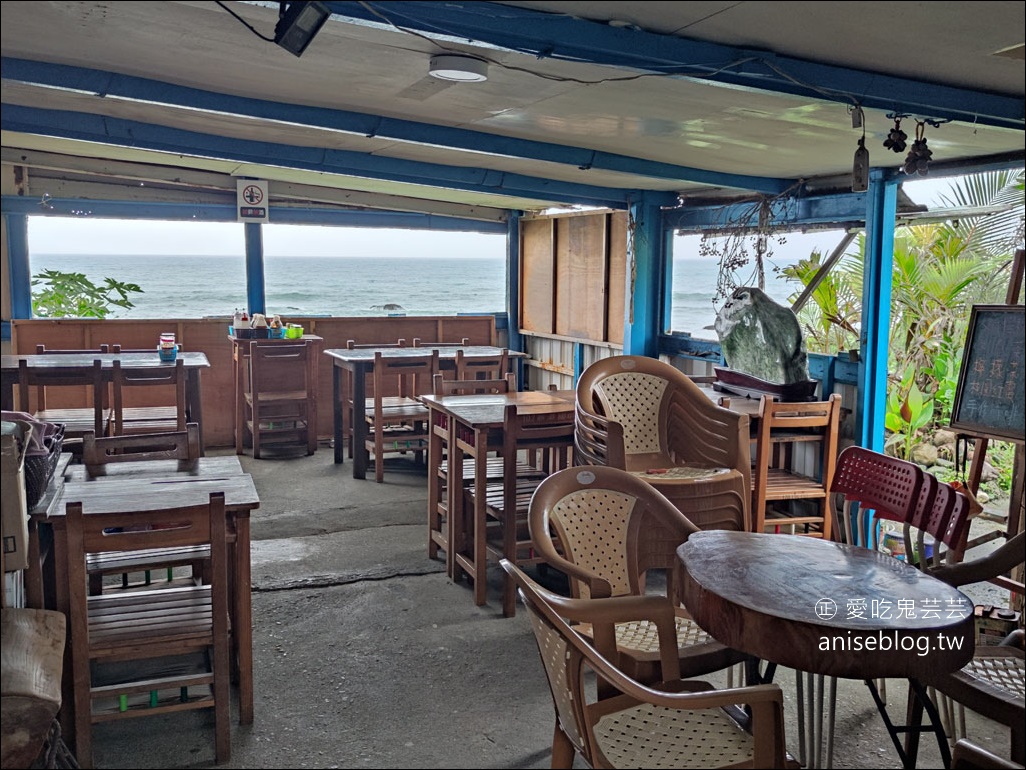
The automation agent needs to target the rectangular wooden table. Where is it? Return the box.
[26,460,258,732]
[323,345,526,477]
[1,351,211,450]
[419,389,575,599]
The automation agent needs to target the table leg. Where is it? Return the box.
[472,429,489,606]
[51,524,75,753]
[187,370,205,455]
[865,677,949,770]
[449,424,467,584]
[234,344,244,455]
[351,366,368,480]
[234,514,254,725]
[426,408,445,569]
[333,365,344,464]
[25,518,45,609]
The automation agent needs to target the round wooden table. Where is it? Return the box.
[676,530,976,768]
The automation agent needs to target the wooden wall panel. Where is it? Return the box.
[555,216,607,340]
[11,315,496,448]
[607,211,628,345]
[520,219,555,334]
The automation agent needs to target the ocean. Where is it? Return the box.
[31,252,808,337]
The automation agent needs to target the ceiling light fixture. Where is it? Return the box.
[429,55,489,83]
[274,1,330,58]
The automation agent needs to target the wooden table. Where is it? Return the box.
[323,345,525,477]
[229,335,322,455]
[2,352,211,450]
[420,390,574,597]
[676,530,975,768]
[65,454,245,482]
[26,464,259,732]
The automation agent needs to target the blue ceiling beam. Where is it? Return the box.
[0,195,508,233]
[0,57,789,196]
[664,191,875,231]
[1,104,655,210]
[320,1,1025,131]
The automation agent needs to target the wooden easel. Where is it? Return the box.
[963,248,1024,609]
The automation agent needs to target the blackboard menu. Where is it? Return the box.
[950,305,1025,443]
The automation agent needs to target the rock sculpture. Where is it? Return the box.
[714,286,809,385]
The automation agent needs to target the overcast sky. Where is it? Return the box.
[25,177,954,258]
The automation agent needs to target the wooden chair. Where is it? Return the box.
[916,531,1026,768]
[243,341,316,458]
[575,354,751,533]
[364,350,439,482]
[83,423,201,472]
[467,403,574,616]
[527,465,746,685]
[81,424,208,594]
[454,347,509,380]
[500,559,789,769]
[110,357,187,436]
[63,492,231,767]
[412,337,469,347]
[342,338,406,458]
[17,357,108,449]
[427,373,544,570]
[751,393,842,539]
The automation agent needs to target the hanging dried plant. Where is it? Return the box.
[689,194,797,304]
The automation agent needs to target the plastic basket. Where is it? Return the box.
[23,423,64,510]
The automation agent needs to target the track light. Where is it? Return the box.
[274,1,330,57]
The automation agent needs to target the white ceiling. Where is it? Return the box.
[1,1,1023,222]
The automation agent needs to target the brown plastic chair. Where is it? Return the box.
[364,350,439,482]
[243,341,316,458]
[575,354,751,532]
[500,559,789,769]
[110,357,187,436]
[527,465,746,685]
[63,492,231,767]
[751,393,842,539]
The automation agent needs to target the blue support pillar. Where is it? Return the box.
[622,193,663,356]
[506,212,523,353]
[506,212,525,387]
[857,170,898,452]
[244,222,265,316]
[853,170,898,548]
[6,214,32,318]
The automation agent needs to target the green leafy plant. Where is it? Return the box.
[884,374,934,461]
[31,269,143,318]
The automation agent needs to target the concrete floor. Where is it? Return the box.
[86,445,1015,769]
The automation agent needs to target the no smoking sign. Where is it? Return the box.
[236,179,269,222]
